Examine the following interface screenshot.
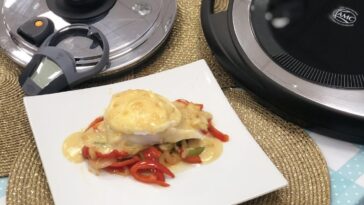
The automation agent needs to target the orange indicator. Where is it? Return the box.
[34,20,44,27]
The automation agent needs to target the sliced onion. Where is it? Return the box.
[161,151,181,166]
[88,158,116,171]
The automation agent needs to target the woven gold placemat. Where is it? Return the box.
[0,51,33,176]
[7,138,53,205]
[6,88,330,205]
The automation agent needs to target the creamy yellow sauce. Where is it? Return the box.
[169,162,192,173]
[199,137,223,163]
[62,132,84,163]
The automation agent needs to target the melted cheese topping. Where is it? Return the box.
[104,90,181,135]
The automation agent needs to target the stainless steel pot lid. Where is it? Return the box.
[0,0,177,76]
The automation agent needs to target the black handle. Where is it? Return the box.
[64,0,102,8]
[41,24,110,86]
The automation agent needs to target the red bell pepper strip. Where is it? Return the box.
[130,161,175,187]
[195,103,203,110]
[183,156,202,164]
[175,99,203,110]
[208,120,229,142]
[176,99,189,105]
[154,170,165,181]
[86,116,104,131]
[82,146,90,159]
[153,161,174,178]
[108,156,140,168]
[131,170,169,187]
[142,146,161,161]
[141,147,165,182]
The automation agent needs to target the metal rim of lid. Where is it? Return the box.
[0,0,177,77]
[231,0,364,117]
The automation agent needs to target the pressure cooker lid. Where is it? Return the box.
[0,0,177,76]
[250,0,364,89]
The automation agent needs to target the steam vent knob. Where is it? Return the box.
[46,0,116,23]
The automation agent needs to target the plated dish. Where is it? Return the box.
[24,60,287,205]
[63,89,228,187]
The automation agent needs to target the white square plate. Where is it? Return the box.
[24,60,287,205]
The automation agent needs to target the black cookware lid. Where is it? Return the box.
[251,0,364,89]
